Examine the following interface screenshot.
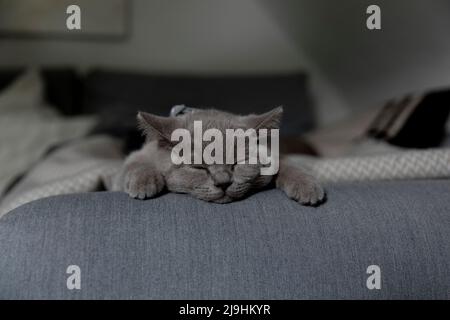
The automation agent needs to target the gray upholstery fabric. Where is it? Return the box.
[0,180,449,299]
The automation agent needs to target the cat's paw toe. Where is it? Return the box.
[124,167,164,199]
[282,179,326,206]
[193,184,224,202]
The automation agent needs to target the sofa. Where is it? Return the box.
[0,68,449,299]
[1,181,449,299]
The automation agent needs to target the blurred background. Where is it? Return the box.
[1,0,449,126]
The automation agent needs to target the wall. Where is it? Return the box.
[0,0,304,73]
[0,0,349,126]
[262,0,450,112]
[3,0,449,125]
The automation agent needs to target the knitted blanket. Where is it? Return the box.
[0,135,123,218]
[287,148,450,183]
[1,135,449,218]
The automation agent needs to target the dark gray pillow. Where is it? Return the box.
[83,70,314,136]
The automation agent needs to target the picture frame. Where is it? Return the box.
[0,0,130,40]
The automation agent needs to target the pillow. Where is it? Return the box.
[306,89,450,157]
[0,69,45,114]
[0,69,96,197]
[0,68,83,115]
[366,90,450,148]
[83,70,315,137]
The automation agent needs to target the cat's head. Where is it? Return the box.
[137,107,282,202]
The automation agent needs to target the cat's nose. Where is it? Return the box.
[216,180,232,189]
[213,172,232,189]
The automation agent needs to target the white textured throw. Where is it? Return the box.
[1,136,449,218]
[287,148,450,183]
[0,136,123,218]
[0,69,96,196]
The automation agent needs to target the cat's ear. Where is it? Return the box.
[137,111,180,143]
[244,106,283,130]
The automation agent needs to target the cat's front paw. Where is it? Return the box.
[124,165,165,199]
[277,176,325,206]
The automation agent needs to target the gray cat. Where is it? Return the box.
[112,107,325,205]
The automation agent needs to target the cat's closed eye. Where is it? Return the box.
[191,165,208,171]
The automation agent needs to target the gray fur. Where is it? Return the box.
[113,107,325,205]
